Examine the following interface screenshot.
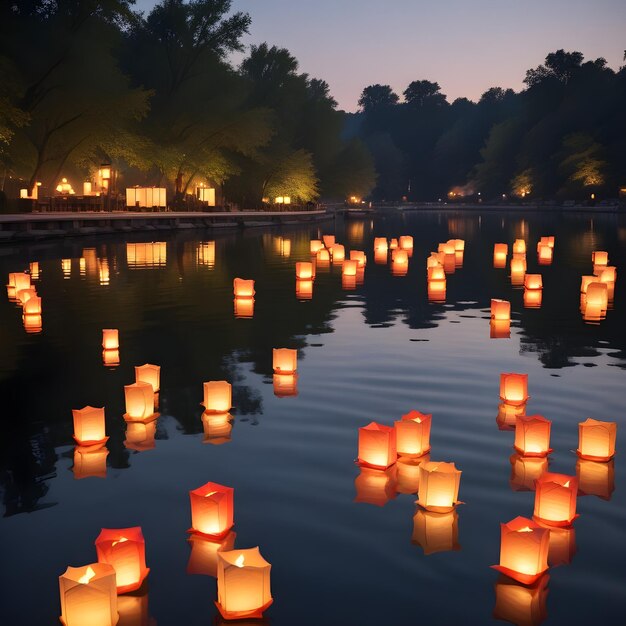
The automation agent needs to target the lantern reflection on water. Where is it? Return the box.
[490,319,511,339]
[395,410,432,457]
[202,412,233,445]
[273,373,298,398]
[187,531,236,577]
[417,462,462,512]
[354,466,397,506]
[203,381,232,414]
[396,457,427,494]
[510,256,526,286]
[189,482,234,539]
[577,418,616,461]
[116,590,151,626]
[72,406,108,447]
[576,458,615,500]
[513,239,526,255]
[95,527,149,593]
[102,349,120,367]
[134,364,160,393]
[524,289,543,308]
[124,382,156,422]
[73,446,109,479]
[533,473,578,526]
[509,454,548,492]
[497,402,527,431]
[493,574,549,626]
[295,279,313,300]
[342,259,358,277]
[62,258,72,278]
[357,422,397,469]
[546,526,576,567]
[412,509,460,555]
[124,420,157,451]
[316,247,331,268]
[23,313,43,333]
[428,280,446,303]
[234,297,255,318]
[514,415,552,457]
[216,547,273,620]
[30,261,40,280]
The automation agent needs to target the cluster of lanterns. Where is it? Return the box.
[580,251,617,322]
[425,239,465,302]
[308,234,367,290]
[6,270,42,333]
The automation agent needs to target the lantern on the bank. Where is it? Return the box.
[577,418,616,461]
[273,373,298,397]
[537,244,553,265]
[509,453,548,492]
[428,266,445,282]
[322,235,335,249]
[514,415,552,457]
[577,458,615,500]
[354,466,397,506]
[59,563,118,626]
[187,531,236,578]
[73,446,109,479]
[135,364,160,393]
[273,348,297,374]
[124,420,157,451]
[331,243,345,263]
[513,239,526,255]
[417,462,462,512]
[95,527,149,593]
[394,410,432,457]
[412,509,460,555]
[491,299,511,321]
[342,259,358,277]
[102,329,119,351]
[234,297,254,318]
[493,574,549,626]
[72,406,108,447]
[203,381,232,414]
[524,274,542,290]
[295,279,313,300]
[350,250,367,267]
[493,242,508,266]
[357,422,397,469]
[391,249,409,275]
[310,240,323,255]
[233,278,255,299]
[524,289,543,308]
[492,517,549,585]
[124,382,155,421]
[533,473,578,526]
[592,251,608,266]
[23,296,42,315]
[189,482,234,539]
[295,262,313,280]
[500,373,529,406]
[216,547,273,620]
[396,457,426,494]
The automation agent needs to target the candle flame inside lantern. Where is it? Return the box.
[235,555,245,568]
[78,567,96,585]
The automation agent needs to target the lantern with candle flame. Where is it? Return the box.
[394,410,432,457]
[598,266,616,283]
[491,299,511,321]
[493,243,509,268]
[187,531,236,577]
[135,364,160,393]
[524,274,543,290]
[72,406,108,447]
[295,279,313,300]
[428,266,446,282]
[492,517,549,585]
[576,459,615,500]
[216,547,273,620]
[16,287,37,305]
[331,243,345,263]
[533,473,578,526]
[499,374,530,408]
[202,412,233,445]
[234,297,255,318]
[125,420,157,451]
[189,482,234,539]
[357,422,397,469]
[391,249,409,275]
[233,278,255,299]
[509,453,548,492]
[59,563,118,626]
[417,461,462,512]
[73,446,109,479]
[295,262,313,280]
[23,295,42,315]
[514,415,552,457]
[412,509,460,555]
[524,289,543,308]
[399,235,414,255]
[310,240,323,255]
[9,272,31,294]
[493,574,549,626]
[354,466,397,506]
[537,244,553,265]
[124,382,156,422]
[342,259,358,277]
[95,527,149,593]
[316,248,331,268]
[322,235,335,249]
[584,282,608,315]
[202,381,232,414]
[273,348,297,374]
[389,238,398,250]
[273,373,298,398]
[577,418,616,461]
[513,239,526,255]
[102,329,119,351]
[592,251,608,266]
[396,457,427,494]
[374,237,388,252]
[428,280,446,303]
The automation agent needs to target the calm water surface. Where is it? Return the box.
[0,210,625,625]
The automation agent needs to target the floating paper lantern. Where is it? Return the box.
[592,250,608,266]
[322,235,335,249]
[391,249,409,275]
[233,278,255,299]
[598,266,617,283]
[95,527,149,593]
[490,319,510,339]
[357,422,397,469]
[187,531,236,577]
[537,244,553,265]
[580,275,596,293]
[524,274,543,290]
[10,272,31,292]
[295,262,313,280]
[491,299,511,321]
[124,382,156,422]
[349,250,367,267]
[23,295,42,315]
[577,418,616,461]
[316,248,331,266]
[202,381,232,414]
[514,415,552,457]
[102,329,119,351]
[394,410,432,457]
[493,243,509,268]
[584,282,608,312]
[295,279,313,300]
[72,406,108,447]
[374,237,388,252]
[273,373,298,398]
[59,563,118,626]
[513,239,526,254]
[499,373,529,407]
[539,236,555,248]
[202,412,233,445]
[273,348,297,374]
[399,235,414,253]
[396,457,427,494]
[389,238,398,250]
[374,249,388,265]
[73,446,109,479]
[102,349,120,367]
[189,482,234,539]
[135,364,160,393]
[497,402,527,431]
[576,458,615,500]
[428,280,446,303]
[438,242,455,255]
[216,547,273,620]
[533,473,578,527]
[546,526,576,566]
[417,462,462,512]
[427,253,443,269]
[427,266,445,282]
[452,239,465,252]
[492,516,549,585]
[310,240,323,255]
[124,420,157,451]
[17,287,37,305]
[354,466,397,506]
[331,243,345,263]
[412,509,460,555]
[509,453,548,492]
[524,289,543,308]
[342,259,358,277]
[493,574,549,626]
[234,297,254,318]
[510,256,527,275]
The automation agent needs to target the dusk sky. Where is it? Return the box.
[132,1,624,110]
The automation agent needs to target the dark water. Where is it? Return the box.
[0,210,625,626]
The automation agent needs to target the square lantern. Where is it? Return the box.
[316,248,331,267]
[310,240,324,255]
[203,381,232,414]
[216,547,273,620]
[342,260,358,277]
[189,482,234,539]
[59,563,118,626]
[493,574,549,626]
[428,280,446,303]
[514,415,552,457]
[537,244,553,265]
[233,278,255,299]
[23,296,42,315]
[374,237,388,252]
[273,348,297,374]
[577,418,616,461]
[357,422,397,469]
[273,373,298,398]
[102,329,119,351]
[322,235,335,249]
[295,262,313,280]
[524,274,543,290]
[374,249,388,265]
[513,239,526,255]
[592,251,608,266]
[391,250,409,276]
[598,266,616,283]
[492,516,549,585]
[72,406,108,447]
[428,266,446,282]
[331,243,345,263]
[394,410,432,457]
[491,299,511,321]
[416,462,462,512]
[187,531,236,577]
[295,279,313,300]
[135,364,160,393]
[510,256,527,275]
[412,509,460,556]
[234,297,255,318]
[73,446,109,480]
[438,242,455,255]
[523,289,543,308]
[350,250,367,267]
[399,235,414,253]
[354,466,398,506]
[493,243,509,268]
[509,453,548,492]
[585,282,608,312]
[533,473,578,526]
[124,382,156,422]
[95,527,149,593]
[389,238,399,250]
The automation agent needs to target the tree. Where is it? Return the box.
[358,85,399,113]
[403,80,447,108]
[524,49,584,87]
[557,132,607,196]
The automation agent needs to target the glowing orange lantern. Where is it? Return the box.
[592,250,608,266]
[125,420,157,451]
[216,547,273,620]
[490,319,511,339]
[187,531,236,577]
[135,364,160,393]
[417,461,462,512]
[59,563,118,626]
[124,382,156,422]
[202,412,233,445]
[513,239,526,255]
[295,262,313,280]
[233,278,255,299]
[357,422,397,469]
[533,473,578,526]
[499,373,529,412]
[412,509,460,555]
[491,299,511,321]
[577,418,616,461]
[509,453,548,492]
[273,373,298,397]
[350,250,367,267]
[576,458,614,500]
[273,348,297,374]
[102,329,119,351]
[189,482,234,539]
[514,415,552,457]
[295,279,313,300]
[389,238,398,250]
[72,406,108,447]
[399,235,413,253]
[23,295,42,315]
[30,261,40,280]
[493,243,509,268]
[322,235,335,249]
[394,410,432,457]
[10,272,31,292]
[342,259,358,277]
[524,274,542,290]
[492,516,549,585]
[17,287,37,305]
[95,527,149,593]
[316,247,331,266]
[203,381,232,413]
[427,253,442,269]
[493,574,549,626]
[234,297,255,318]
[580,275,595,293]
[428,266,446,282]
[524,289,543,308]
[396,457,426,494]
[537,244,553,265]
[310,240,323,255]
[391,249,409,275]
[331,243,345,263]
[510,256,526,275]
[374,237,388,252]
[374,249,387,265]
[73,446,109,479]
[585,282,608,312]
[438,242,455,255]
[598,266,616,283]
[102,349,120,367]
[354,466,397,506]
[428,280,446,303]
